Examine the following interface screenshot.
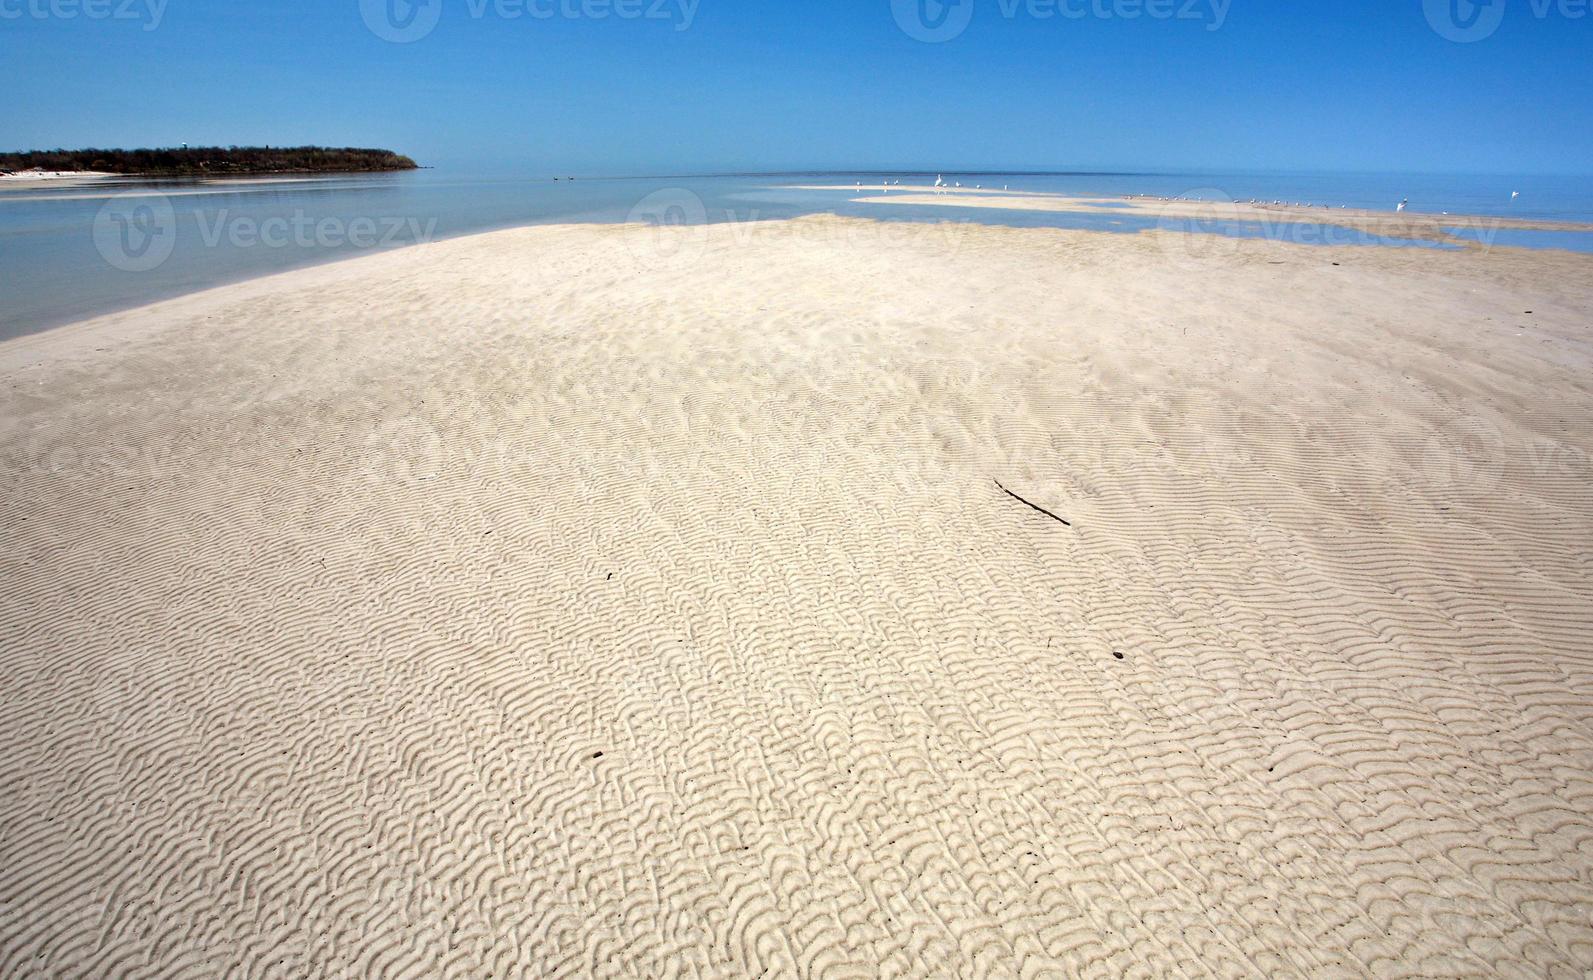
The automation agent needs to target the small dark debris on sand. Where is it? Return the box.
[995,480,1072,528]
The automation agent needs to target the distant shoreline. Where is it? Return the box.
[0,146,419,180]
[0,169,420,192]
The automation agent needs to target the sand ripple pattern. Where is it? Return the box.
[3,218,1593,978]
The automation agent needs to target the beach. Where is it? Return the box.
[3,212,1592,976]
[0,170,118,191]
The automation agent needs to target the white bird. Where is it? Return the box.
[1511,190,1521,201]
[1396,199,1408,212]
[935,174,944,187]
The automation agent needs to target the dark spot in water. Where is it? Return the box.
[1112,651,1125,660]
[592,752,604,760]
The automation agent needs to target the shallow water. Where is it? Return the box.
[1,169,1589,340]
[1442,225,1593,252]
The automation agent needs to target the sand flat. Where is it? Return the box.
[0,171,120,191]
[816,184,1593,236]
[3,215,1593,977]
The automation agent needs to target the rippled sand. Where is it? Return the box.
[3,214,1592,977]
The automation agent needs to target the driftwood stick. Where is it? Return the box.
[994,479,1072,528]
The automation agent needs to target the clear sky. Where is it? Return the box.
[4,0,1590,176]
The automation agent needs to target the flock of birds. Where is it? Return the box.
[850,176,1010,195]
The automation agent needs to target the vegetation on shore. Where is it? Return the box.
[0,146,419,177]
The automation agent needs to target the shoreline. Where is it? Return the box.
[6,190,1593,345]
[800,183,1593,236]
[0,169,120,190]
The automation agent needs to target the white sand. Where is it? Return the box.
[3,215,1592,976]
[0,170,119,191]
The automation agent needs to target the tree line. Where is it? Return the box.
[0,146,420,176]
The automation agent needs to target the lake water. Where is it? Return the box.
[2,169,1590,341]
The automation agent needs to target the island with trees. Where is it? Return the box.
[0,146,419,177]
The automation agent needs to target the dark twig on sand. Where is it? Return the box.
[994,480,1072,528]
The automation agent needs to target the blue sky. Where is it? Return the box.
[3,0,1590,175]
